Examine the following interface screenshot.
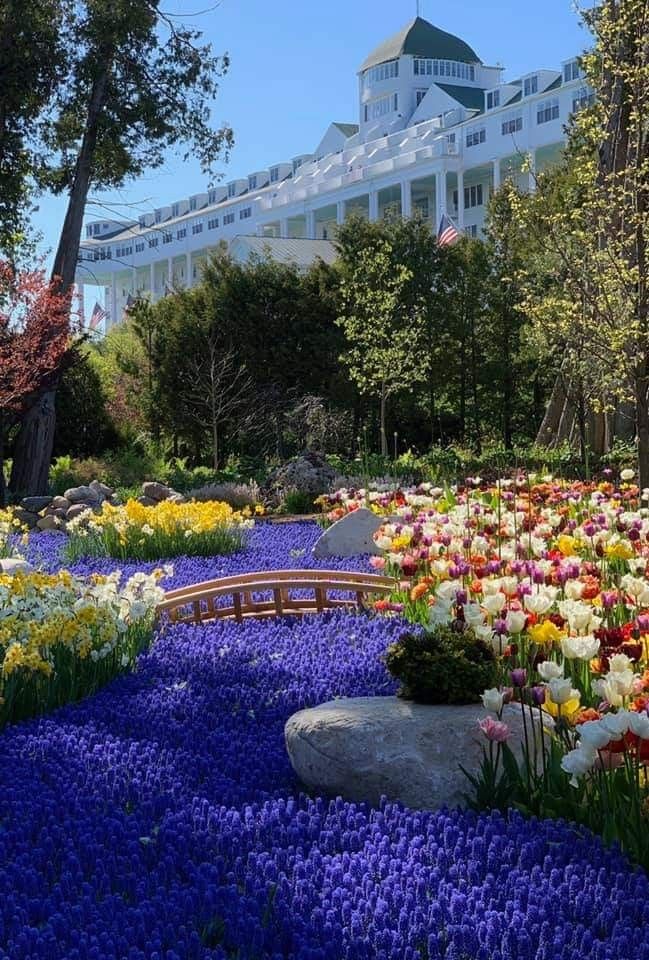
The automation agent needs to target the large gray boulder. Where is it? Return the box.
[64,485,100,505]
[20,496,52,513]
[285,696,550,811]
[268,452,339,500]
[142,481,173,502]
[312,507,383,558]
[0,558,33,574]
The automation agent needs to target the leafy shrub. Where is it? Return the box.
[385,624,498,704]
[280,489,316,515]
[188,481,261,510]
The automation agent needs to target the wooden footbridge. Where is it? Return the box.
[156,569,396,625]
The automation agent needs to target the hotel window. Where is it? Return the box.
[467,224,478,238]
[524,75,538,96]
[248,175,257,190]
[414,197,429,219]
[172,202,180,217]
[208,217,219,229]
[191,221,203,235]
[155,210,161,223]
[228,182,237,197]
[208,189,217,204]
[537,97,559,124]
[487,90,500,110]
[464,184,484,209]
[364,94,394,122]
[292,158,303,173]
[163,232,172,244]
[501,113,523,135]
[148,236,158,248]
[138,216,146,228]
[270,166,279,183]
[365,60,399,85]
[135,242,144,253]
[563,59,581,82]
[189,197,197,211]
[466,126,486,148]
[414,59,475,81]
[416,89,427,107]
[572,87,594,112]
[224,212,235,225]
[240,207,252,220]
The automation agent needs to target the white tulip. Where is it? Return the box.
[482,593,506,616]
[561,745,597,786]
[505,609,527,634]
[564,579,584,600]
[609,653,633,674]
[538,660,564,682]
[560,634,600,661]
[577,720,612,751]
[481,688,505,714]
[621,468,635,481]
[524,593,553,616]
[547,678,578,705]
[600,710,633,738]
[628,711,649,739]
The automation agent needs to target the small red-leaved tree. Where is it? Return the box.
[0,261,71,505]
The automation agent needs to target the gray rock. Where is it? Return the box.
[12,508,39,529]
[89,479,113,500]
[64,485,100,505]
[268,452,339,500]
[167,492,186,503]
[20,496,52,513]
[44,506,68,519]
[285,697,551,811]
[66,503,93,521]
[0,558,33,574]
[142,481,172,502]
[313,507,383,558]
[51,496,71,511]
[36,515,63,532]
[137,495,158,507]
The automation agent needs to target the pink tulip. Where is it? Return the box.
[369,556,386,570]
[478,716,510,743]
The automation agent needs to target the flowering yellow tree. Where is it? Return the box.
[516,0,649,485]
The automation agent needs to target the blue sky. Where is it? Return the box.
[33,0,590,268]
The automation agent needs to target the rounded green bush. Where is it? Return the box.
[384,623,498,705]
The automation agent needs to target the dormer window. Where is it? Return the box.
[208,189,217,204]
[270,166,279,183]
[189,197,197,211]
[171,202,180,217]
[155,210,161,223]
[249,175,257,190]
[563,59,581,82]
[524,75,538,97]
[292,158,303,174]
[487,90,500,110]
[228,182,236,197]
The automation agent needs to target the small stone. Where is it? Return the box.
[285,697,550,811]
[142,481,172,502]
[167,492,186,503]
[36,515,63,532]
[20,496,52,512]
[44,506,68,519]
[64,485,100,505]
[313,507,384,558]
[89,479,113,500]
[0,558,33,574]
[66,503,93,521]
[137,496,158,507]
[51,496,71,511]
[12,508,39,529]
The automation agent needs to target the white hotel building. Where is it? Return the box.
[77,17,590,329]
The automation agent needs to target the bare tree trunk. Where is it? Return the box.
[636,373,649,491]
[10,66,110,496]
[0,413,6,507]
[536,371,567,446]
[379,382,388,457]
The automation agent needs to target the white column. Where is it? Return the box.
[492,158,501,192]
[369,190,379,221]
[456,171,464,229]
[336,200,345,225]
[436,169,447,229]
[305,210,316,239]
[256,222,265,237]
[401,181,412,218]
[528,150,537,194]
[149,263,155,300]
[280,218,289,238]
[110,273,118,328]
[186,252,192,287]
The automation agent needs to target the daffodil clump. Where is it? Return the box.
[0,506,27,559]
[65,497,252,561]
[0,566,167,726]
[356,469,649,865]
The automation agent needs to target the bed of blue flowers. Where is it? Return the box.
[2,522,648,960]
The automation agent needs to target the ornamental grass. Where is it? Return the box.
[0,567,165,727]
[64,497,251,562]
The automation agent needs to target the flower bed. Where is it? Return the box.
[0,566,165,726]
[64,497,252,562]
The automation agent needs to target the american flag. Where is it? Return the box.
[88,301,107,331]
[438,213,461,247]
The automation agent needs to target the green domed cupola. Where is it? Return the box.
[360,17,481,72]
